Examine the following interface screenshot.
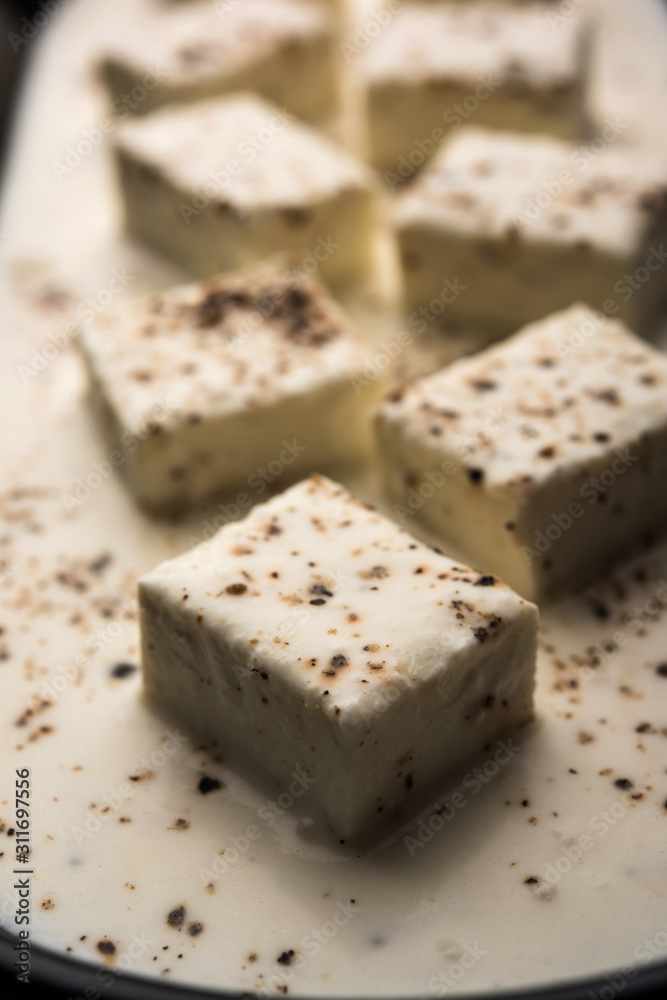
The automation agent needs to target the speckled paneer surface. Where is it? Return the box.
[78,268,383,511]
[359,1,586,174]
[394,126,667,338]
[376,303,667,602]
[100,0,341,124]
[115,92,380,289]
[139,474,538,839]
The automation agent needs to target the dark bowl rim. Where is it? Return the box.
[2,926,667,1000]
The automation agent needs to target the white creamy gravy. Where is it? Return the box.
[1,0,667,995]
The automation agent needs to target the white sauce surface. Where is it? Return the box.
[2,0,667,995]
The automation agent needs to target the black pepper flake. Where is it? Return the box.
[614,778,634,790]
[467,468,484,484]
[471,379,497,392]
[111,663,137,679]
[277,950,295,966]
[198,776,222,795]
[195,289,237,327]
[593,432,610,443]
[188,922,204,936]
[89,554,112,574]
[524,877,538,884]
[287,286,309,310]
[310,584,333,598]
[505,521,515,531]
[366,565,389,579]
[167,906,186,928]
[656,664,667,677]
[282,208,312,229]
[97,940,116,955]
[474,575,495,587]
[472,627,488,643]
[310,598,326,606]
[226,583,247,596]
[260,671,269,680]
[405,774,414,791]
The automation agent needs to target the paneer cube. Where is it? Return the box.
[375,304,667,601]
[394,127,667,340]
[359,2,586,175]
[78,268,382,511]
[101,0,341,125]
[114,93,380,290]
[139,474,538,839]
